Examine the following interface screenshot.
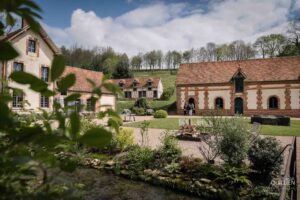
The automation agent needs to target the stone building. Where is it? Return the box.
[1,19,60,111]
[1,20,115,112]
[111,77,163,99]
[55,66,116,112]
[176,56,300,117]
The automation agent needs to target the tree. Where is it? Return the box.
[112,53,132,79]
[183,50,192,63]
[172,51,182,69]
[131,54,142,70]
[254,36,269,58]
[254,34,287,58]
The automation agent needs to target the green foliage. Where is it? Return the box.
[214,166,251,189]
[0,41,19,60]
[217,117,250,166]
[50,55,65,82]
[164,160,180,174]
[248,137,283,179]
[0,1,121,197]
[127,146,155,171]
[153,110,168,118]
[157,132,182,163]
[57,73,76,92]
[132,107,145,115]
[115,128,134,151]
[111,54,132,79]
[179,156,203,175]
[79,127,113,148]
[160,87,174,100]
[133,97,150,109]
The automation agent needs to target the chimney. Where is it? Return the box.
[21,18,29,29]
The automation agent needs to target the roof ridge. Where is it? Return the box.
[181,56,300,66]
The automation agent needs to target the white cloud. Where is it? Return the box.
[43,0,293,56]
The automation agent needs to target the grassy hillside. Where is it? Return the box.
[116,70,177,113]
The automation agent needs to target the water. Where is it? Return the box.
[71,168,200,200]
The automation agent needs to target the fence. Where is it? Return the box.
[279,136,297,200]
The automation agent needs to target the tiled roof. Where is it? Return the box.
[111,77,161,89]
[62,66,111,93]
[176,56,300,86]
[4,21,61,54]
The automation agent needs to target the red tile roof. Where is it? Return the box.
[176,56,300,86]
[111,77,161,89]
[62,66,111,93]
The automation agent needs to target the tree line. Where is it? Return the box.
[61,18,300,78]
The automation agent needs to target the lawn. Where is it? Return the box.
[124,117,300,136]
[116,70,177,113]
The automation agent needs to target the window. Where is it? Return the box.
[13,62,23,72]
[269,96,279,109]
[12,92,23,108]
[235,77,244,93]
[124,91,132,99]
[86,98,96,112]
[40,96,49,107]
[153,91,158,98]
[41,66,49,82]
[28,39,36,53]
[61,91,67,95]
[138,91,146,98]
[215,97,224,109]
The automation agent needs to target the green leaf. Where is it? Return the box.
[103,82,122,95]
[10,71,48,93]
[57,74,76,92]
[64,93,81,102]
[51,55,65,82]
[70,112,80,139]
[59,159,77,172]
[0,41,19,61]
[79,127,112,148]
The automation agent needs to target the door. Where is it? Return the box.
[234,97,243,114]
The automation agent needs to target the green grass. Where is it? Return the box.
[116,70,177,113]
[125,118,300,136]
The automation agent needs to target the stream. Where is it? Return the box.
[66,168,201,200]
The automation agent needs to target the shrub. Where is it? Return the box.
[217,117,249,166]
[132,107,145,115]
[134,98,150,109]
[179,156,203,175]
[80,118,98,135]
[153,110,168,118]
[158,132,182,163]
[248,137,283,179]
[127,146,155,171]
[164,161,180,174]
[214,166,251,189]
[160,87,174,100]
[116,128,134,151]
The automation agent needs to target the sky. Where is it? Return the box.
[35,0,300,56]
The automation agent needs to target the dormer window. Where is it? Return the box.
[28,39,36,53]
[235,77,244,93]
[133,80,138,87]
[118,81,124,89]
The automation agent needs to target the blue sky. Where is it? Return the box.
[35,0,300,56]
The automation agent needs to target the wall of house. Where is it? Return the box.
[56,92,115,112]
[7,30,54,111]
[176,82,300,117]
[121,87,160,99]
[100,94,116,111]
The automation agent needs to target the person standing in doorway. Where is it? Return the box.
[188,101,194,116]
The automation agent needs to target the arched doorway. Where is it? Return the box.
[234,97,243,114]
[188,97,195,114]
